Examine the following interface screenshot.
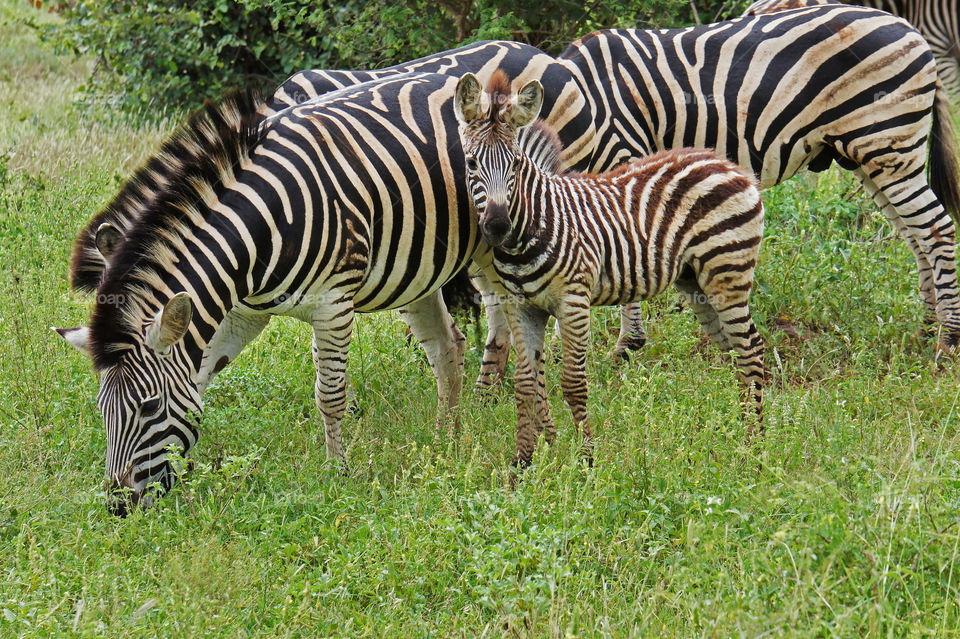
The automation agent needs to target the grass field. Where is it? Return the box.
[2,1,960,636]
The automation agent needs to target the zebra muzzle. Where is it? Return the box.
[480,203,511,246]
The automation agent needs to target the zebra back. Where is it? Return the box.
[262,40,597,172]
[557,7,943,183]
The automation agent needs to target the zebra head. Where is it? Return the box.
[454,71,544,247]
[55,289,202,516]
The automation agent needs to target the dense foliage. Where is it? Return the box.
[44,0,747,112]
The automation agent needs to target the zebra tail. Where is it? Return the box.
[929,84,960,226]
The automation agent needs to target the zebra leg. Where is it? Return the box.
[674,277,731,351]
[855,169,939,329]
[311,305,356,467]
[698,279,765,440]
[557,300,593,464]
[398,290,466,429]
[472,271,512,393]
[863,170,960,349]
[613,303,647,359]
[502,300,553,471]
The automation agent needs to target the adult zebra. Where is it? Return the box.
[744,0,960,99]
[555,5,960,352]
[54,72,514,514]
[70,40,596,396]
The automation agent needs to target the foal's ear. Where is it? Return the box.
[511,80,543,129]
[53,326,91,357]
[94,223,122,261]
[454,73,483,125]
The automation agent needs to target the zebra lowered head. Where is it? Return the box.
[55,292,202,516]
[454,72,544,247]
[55,296,201,509]
[54,92,263,516]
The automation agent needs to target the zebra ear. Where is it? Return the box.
[145,292,193,353]
[95,223,122,261]
[511,80,543,129]
[454,73,483,125]
[53,326,91,357]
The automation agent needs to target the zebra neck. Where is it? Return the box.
[139,212,266,376]
[504,158,562,257]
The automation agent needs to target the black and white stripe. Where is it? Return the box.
[455,72,766,469]
[557,5,960,352]
[745,0,960,98]
[57,73,506,513]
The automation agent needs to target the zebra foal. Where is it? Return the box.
[455,72,766,469]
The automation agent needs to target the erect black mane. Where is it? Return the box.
[70,89,266,294]
[87,88,265,370]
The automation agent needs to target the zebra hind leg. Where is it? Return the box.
[855,170,939,333]
[399,289,466,430]
[863,169,960,352]
[311,305,356,470]
[697,278,765,441]
[674,275,731,351]
[613,303,647,360]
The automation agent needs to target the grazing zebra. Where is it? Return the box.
[744,0,960,98]
[55,72,498,514]
[556,6,960,353]
[455,72,766,469]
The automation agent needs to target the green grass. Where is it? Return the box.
[2,1,960,636]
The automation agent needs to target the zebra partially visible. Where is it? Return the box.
[557,6,960,353]
[55,72,499,514]
[455,72,766,469]
[743,0,960,98]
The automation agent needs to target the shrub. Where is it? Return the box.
[44,0,751,114]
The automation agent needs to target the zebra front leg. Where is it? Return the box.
[311,305,356,468]
[558,300,593,464]
[503,300,553,471]
[399,290,466,429]
[472,272,512,393]
[614,302,647,360]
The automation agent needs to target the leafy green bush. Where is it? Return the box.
[45,0,749,114]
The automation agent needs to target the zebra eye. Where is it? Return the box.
[465,156,478,172]
[141,396,162,417]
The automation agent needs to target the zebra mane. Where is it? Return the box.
[70,90,265,294]
[87,88,264,370]
[517,120,564,174]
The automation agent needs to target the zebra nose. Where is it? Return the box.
[481,205,511,245]
[106,470,140,517]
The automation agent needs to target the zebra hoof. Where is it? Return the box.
[613,336,646,361]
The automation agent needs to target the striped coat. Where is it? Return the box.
[57,73,499,513]
[744,0,960,98]
[456,72,766,469]
[557,6,960,353]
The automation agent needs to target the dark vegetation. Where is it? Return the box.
[41,0,748,112]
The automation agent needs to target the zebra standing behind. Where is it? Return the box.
[558,6,960,354]
[744,0,960,99]
[455,71,766,470]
